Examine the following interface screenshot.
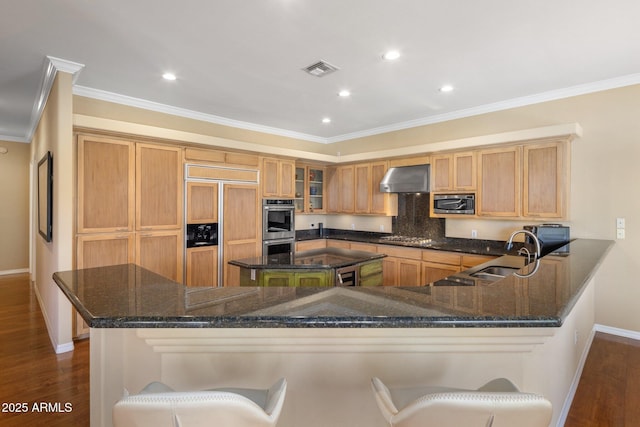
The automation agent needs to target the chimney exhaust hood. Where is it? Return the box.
[380,164,431,193]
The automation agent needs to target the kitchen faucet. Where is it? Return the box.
[505,229,541,278]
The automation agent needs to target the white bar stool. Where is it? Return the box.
[371,377,552,427]
[113,378,287,427]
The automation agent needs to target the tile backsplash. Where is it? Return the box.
[392,193,445,238]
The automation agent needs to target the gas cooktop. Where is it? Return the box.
[379,235,433,246]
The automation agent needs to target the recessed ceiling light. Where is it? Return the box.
[322,117,331,124]
[382,50,401,61]
[440,85,454,92]
[162,72,177,81]
[338,90,351,97]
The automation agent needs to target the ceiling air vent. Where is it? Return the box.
[303,60,339,77]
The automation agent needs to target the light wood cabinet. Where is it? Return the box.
[371,161,397,215]
[186,246,218,287]
[523,141,568,218]
[325,167,340,212]
[422,262,460,284]
[296,239,327,251]
[136,143,183,230]
[376,245,422,286]
[77,135,135,233]
[477,146,521,217]
[76,233,136,269]
[262,157,295,198]
[432,151,476,192]
[223,184,261,286]
[136,230,183,283]
[355,163,371,213]
[431,154,453,191]
[186,182,218,224]
[339,165,355,213]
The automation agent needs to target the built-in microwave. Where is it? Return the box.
[433,194,475,215]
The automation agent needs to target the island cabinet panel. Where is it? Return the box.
[477,146,521,217]
[136,143,183,230]
[239,269,332,287]
[186,182,218,224]
[136,230,183,283]
[77,135,135,233]
[186,246,218,287]
[223,184,261,286]
[359,260,383,287]
[523,141,568,218]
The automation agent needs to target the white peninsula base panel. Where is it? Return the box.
[91,278,596,427]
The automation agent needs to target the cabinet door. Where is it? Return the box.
[136,230,183,283]
[77,135,134,233]
[339,165,355,213]
[370,161,396,215]
[523,141,567,218]
[477,147,521,217]
[223,184,260,286]
[136,143,183,230]
[77,233,135,268]
[397,259,422,286]
[187,182,218,224]
[279,159,296,198]
[308,167,325,213]
[186,246,218,287]
[262,158,279,197]
[382,258,398,286]
[355,163,371,213]
[325,167,340,213]
[422,262,460,284]
[431,154,453,191]
[453,151,476,190]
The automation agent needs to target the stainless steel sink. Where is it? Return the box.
[469,265,521,281]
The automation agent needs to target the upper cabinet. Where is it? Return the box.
[295,165,325,213]
[186,181,218,224]
[136,143,183,230]
[523,141,569,218]
[477,146,521,217]
[262,157,295,198]
[77,135,135,233]
[431,151,476,192]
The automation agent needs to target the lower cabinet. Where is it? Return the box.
[240,269,333,287]
[360,260,383,287]
[186,246,218,287]
[136,230,183,283]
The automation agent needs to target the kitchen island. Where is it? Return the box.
[229,247,385,287]
[54,239,613,427]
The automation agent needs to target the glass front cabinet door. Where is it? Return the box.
[295,165,325,214]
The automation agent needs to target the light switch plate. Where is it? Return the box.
[617,217,626,229]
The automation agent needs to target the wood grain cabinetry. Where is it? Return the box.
[295,165,325,213]
[339,165,355,213]
[77,135,135,233]
[186,182,218,224]
[370,161,396,215]
[355,163,371,213]
[431,152,476,192]
[136,143,183,230]
[223,184,261,286]
[186,246,218,287]
[262,157,295,198]
[377,246,422,286]
[477,146,521,217]
[136,230,183,282]
[523,141,568,218]
[296,239,327,251]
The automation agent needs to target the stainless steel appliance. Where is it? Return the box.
[523,224,570,256]
[335,264,358,286]
[263,238,295,257]
[186,223,218,248]
[262,199,295,256]
[433,194,475,214]
[380,164,430,193]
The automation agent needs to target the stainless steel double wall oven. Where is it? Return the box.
[262,199,295,256]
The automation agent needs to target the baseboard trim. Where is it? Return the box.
[594,323,640,341]
[0,268,29,276]
[556,327,597,426]
[32,282,75,354]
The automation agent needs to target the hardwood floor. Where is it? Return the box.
[1,272,639,426]
[0,273,89,426]
[566,332,640,426]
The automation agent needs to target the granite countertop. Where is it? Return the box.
[228,247,386,270]
[296,229,524,257]
[54,239,613,329]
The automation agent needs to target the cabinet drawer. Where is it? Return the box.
[296,239,327,251]
[327,240,351,249]
[461,254,497,268]
[377,245,422,260]
[350,242,377,253]
[422,249,461,266]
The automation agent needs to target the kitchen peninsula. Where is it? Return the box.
[54,239,612,427]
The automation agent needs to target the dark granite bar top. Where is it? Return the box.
[296,229,525,256]
[53,239,613,329]
[229,247,386,270]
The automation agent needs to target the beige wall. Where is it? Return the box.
[0,140,30,274]
[31,72,75,353]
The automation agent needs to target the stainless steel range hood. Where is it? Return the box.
[380,164,431,193]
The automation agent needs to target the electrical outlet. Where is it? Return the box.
[351,223,355,230]
[471,229,477,238]
[617,229,625,239]
[379,225,384,232]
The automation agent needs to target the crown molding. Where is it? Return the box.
[72,86,329,144]
[326,73,640,143]
[21,56,85,143]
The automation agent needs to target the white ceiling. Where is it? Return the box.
[2,0,640,144]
